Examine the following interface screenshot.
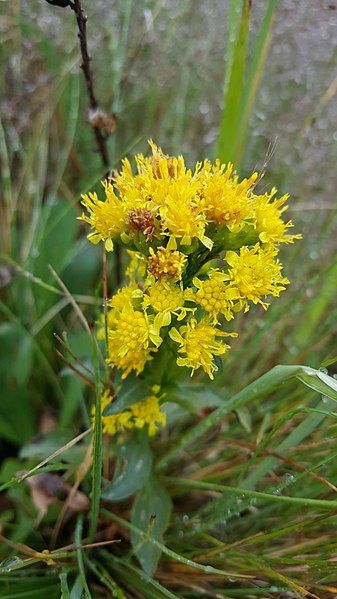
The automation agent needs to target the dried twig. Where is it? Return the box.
[71,0,110,167]
[45,0,122,286]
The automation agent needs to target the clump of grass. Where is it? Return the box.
[1,2,337,598]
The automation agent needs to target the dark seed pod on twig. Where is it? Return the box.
[45,0,74,8]
[87,108,116,135]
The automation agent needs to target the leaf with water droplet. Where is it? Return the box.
[101,437,153,502]
[131,476,172,577]
[298,368,337,401]
[0,556,24,573]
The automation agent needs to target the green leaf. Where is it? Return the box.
[234,0,277,166]
[0,323,34,387]
[103,375,150,416]
[298,369,337,401]
[59,572,70,599]
[102,437,153,502]
[166,382,224,413]
[217,0,276,168]
[217,0,250,164]
[75,516,92,599]
[236,406,252,433]
[70,575,84,599]
[30,198,77,317]
[157,365,337,471]
[131,476,172,576]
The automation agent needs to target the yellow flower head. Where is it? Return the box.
[108,284,143,311]
[98,390,166,437]
[107,305,159,378]
[131,394,167,436]
[98,390,133,435]
[224,244,290,311]
[143,277,194,325]
[147,140,189,181]
[253,188,302,246]
[79,187,126,251]
[193,269,234,323]
[148,246,187,280]
[159,192,212,249]
[199,160,257,231]
[113,141,196,215]
[169,318,235,379]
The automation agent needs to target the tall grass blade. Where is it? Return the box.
[157,365,337,470]
[88,342,103,543]
[216,0,250,164]
[75,515,92,599]
[217,0,277,168]
[235,0,277,166]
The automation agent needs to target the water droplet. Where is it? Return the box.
[182,514,189,524]
[319,367,329,374]
[204,565,212,573]
[0,556,23,572]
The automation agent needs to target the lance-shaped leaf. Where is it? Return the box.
[131,476,172,576]
[102,438,153,502]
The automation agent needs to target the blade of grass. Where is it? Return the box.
[102,510,253,579]
[235,0,277,166]
[75,516,92,599]
[216,0,250,163]
[88,344,103,543]
[0,428,91,492]
[157,365,331,470]
[241,397,336,490]
[94,554,178,599]
[163,477,337,511]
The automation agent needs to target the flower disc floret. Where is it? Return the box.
[193,269,234,323]
[159,194,212,249]
[79,187,126,251]
[198,161,257,231]
[143,278,194,324]
[97,390,166,437]
[169,318,234,379]
[224,244,290,311]
[107,306,157,378]
[148,246,187,280]
[253,189,301,246]
[108,284,143,311]
[131,395,167,436]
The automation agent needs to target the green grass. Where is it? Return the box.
[1,1,337,597]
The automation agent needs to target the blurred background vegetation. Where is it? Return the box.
[1,0,337,597]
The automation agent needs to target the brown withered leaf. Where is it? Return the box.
[38,410,58,434]
[25,473,89,523]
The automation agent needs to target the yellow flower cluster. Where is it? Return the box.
[80,141,300,382]
[98,390,166,437]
